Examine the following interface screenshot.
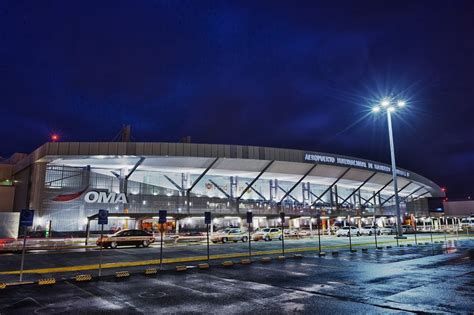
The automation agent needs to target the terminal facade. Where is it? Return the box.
[0,142,451,235]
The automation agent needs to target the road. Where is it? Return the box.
[0,239,472,314]
[0,233,468,282]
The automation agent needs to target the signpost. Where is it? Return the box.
[158,210,167,270]
[280,212,285,256]
[347,216,353,252]
[19,209,34,282]
[246,211,253,259]
[98,209,108,277]
[204,212,211,263]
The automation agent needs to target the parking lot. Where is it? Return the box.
[0,239,472,314]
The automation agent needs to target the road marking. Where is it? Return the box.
[0,235,466,275]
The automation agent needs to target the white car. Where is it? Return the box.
[360,226,380,236]
[336,226,360,237]
[379,225,396,235]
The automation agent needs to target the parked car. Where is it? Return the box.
[253,228,282,241]
[401,225,415,233]
[97,229,155,248]
[379,225,397,235]
[336,226,360,237]
[360,226,380,236]
[211,228,248,243]
[284,229,299,236]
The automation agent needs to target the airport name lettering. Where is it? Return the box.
[84,191,128,204]
[304,153,409,177]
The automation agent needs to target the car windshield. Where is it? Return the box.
[261,228,271,232]
[342,227,350,230]
[112,230,127,236]
[363,227,371,229]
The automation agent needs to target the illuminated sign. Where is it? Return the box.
[84,191,128,204]
[304,153,410,177]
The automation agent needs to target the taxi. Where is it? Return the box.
[96,229,155,248]
[211,228,249,243]
[252,228,282,241]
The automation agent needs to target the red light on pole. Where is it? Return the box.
[51,134,59,142]
[441,187,446,192]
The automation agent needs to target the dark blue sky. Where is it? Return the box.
[1,1,473,198]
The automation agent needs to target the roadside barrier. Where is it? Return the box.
[144,268,158,275]
[361,248,368,253]
[115,271,130,278]
[222,261,234,267]
[277,256,285,260]
[0,282,6,289]
[74,274,92,282]
[318,252,326,256]
[175,265,187,272]
[386,246,392,249]
[198,263,210,269]
[38,278,56,286]
[293,254,304,259]
[260,257,271,263]
[332,251,339,256]
[350,249,357,253]
[240,259,251,264]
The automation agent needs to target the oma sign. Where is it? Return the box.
[84,191,128,204]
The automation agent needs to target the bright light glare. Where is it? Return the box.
[397,100,406,107]
[381,100,390,107]
[388,106,396,112]
[372,106,380,113]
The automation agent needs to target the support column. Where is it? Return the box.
[175,219,180,235]
[327,218,331,235]
[309,219,313,235]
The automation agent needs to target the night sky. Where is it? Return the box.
[1,1,473,198]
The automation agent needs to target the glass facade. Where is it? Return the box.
[36,156,425,232]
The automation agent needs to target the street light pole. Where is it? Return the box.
[386,109,403,238]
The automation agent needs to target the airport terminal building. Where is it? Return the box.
[0,142,448,234]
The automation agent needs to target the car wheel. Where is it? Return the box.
[369,232,372,236]
[110,241,118,249]
[357,232,360,237]
[233,240,238,243]
[142,240,150,248]
[222,237,228,243]
[337,235,340,237]
[278,235,283,241]
[242,236,248,242]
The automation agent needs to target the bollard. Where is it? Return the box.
[38,278,56,286]
[277,256,286,261]
[144,268,158,275]
[74,274,92,282]
[176,265,188,272]
[115,271,130,279]
[362,248,368,253]
[0,282,6,289]
[293,254,304,259]
[386,246,392,249]
[376,247,383,250]
[332,251,339,256]
[407,244,413,247]
[399,244,405,247]
[350,249,357,253]
[318,252,326,256]
[222,261,234,267]
[240,259,252,265]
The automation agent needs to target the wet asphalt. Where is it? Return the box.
[0,238,472,314]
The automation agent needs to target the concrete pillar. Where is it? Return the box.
[175,219,180,235]
[358,218,362,229]
[327,218,331,235]
[309,219,313,236]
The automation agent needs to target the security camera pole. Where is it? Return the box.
[247,211,253,259]
[97,209,108,277]
[19,209,35,282]
[158,210,167,270]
